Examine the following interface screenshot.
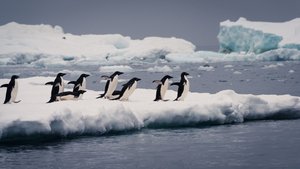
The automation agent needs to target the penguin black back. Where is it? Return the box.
[1,75,19,104]
[46,73,66,103]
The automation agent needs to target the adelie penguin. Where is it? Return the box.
[97,71,123,99]
[45,73,66,103]
[0,75,21,104]
[56,90,86,101]
[68,73,89,98]
[112,77,141,101]
[153,75,173,101]
[171,72,190,101]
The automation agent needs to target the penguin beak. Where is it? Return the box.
[119,72,124,75]
[85,74,90,77]
[61,73,66,76]
[136,78,141,81]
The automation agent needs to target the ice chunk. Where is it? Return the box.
[1,77,300,143]
[219,17,300,53]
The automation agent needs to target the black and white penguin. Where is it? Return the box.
[68,74,90,92]
[45,73,66,103]
[153,75,173,101]
[98,71,123,99]
[171,72,190,101]
[0,75,20,104]
[112,77,141,101]
[56,90,86,101]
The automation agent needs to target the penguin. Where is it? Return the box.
[0,75,21,104]
[45,73,66,103]
[56,90,86,101]
[112,77,141,101]
[171,72,190,101]
[98,71,123,99]
[68,74,90,92]
[153,75,173,101]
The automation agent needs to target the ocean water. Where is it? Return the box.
[0,61,300,169]
[1,120,300,169]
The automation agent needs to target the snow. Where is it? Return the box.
[167,49,300,63]
[1,77,300,142]
[99,65,134,73]
[198,65,215,71]
[0,22,195,66]
[1,21,300,67]
[262,63,284,69]
[146,65,173,73]
[219,17,300,53]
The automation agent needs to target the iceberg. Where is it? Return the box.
[0,19,300,67]
[218,17,300,53]
[0,77,300,143]
[0,22,195,66]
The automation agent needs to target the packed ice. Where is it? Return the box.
[0,77,300,142]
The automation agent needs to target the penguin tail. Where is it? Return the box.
[96,94,105,99]
[47,97,56,103]
[0,84,9,88]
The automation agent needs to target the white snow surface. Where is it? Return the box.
[1,77,300,141]
[0,22,195,66]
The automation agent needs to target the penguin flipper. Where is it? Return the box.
[45,81,54,85]
[0,84,9,88]
[152,80,162,84]
[68,81,77,85]
[171,82,180,86]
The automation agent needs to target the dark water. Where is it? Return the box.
[1,61,300,96]
[1,120,300,169]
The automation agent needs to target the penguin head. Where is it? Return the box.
[115,71,124,76]
[81,74,90,78]
[133,77,141,81]
[165,75,173,79]
[57,73,66,77]
[181,72,189,77]
[11,75,19,79]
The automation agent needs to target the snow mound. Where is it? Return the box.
[99,65,134,73]
[0,22,195,66]
[146,65,173,73]
[218,17,300,53]
[1,77,300,143]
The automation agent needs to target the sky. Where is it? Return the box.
[0,0,299,51]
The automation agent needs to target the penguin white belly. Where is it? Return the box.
[79,78,86,91]
[119,82,137,101]
[160,79,169,100]
[59,77,64,93]
[106,76,118,98]
[178,80,190,101]
[10,80,18,103]
[78,78,86,99]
